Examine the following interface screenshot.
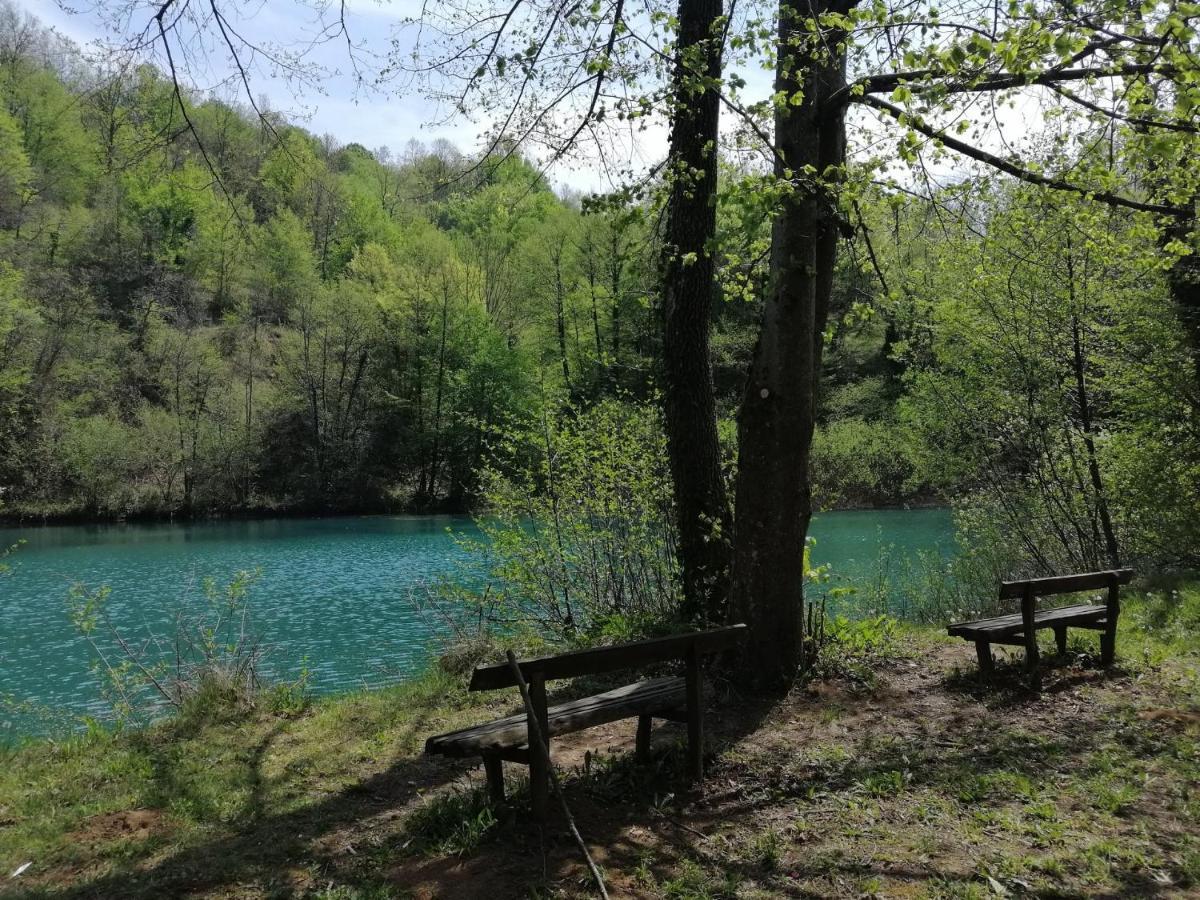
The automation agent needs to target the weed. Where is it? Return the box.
[659,859,738,900]
[1087,776,1141,815]
[267,662,312,717]
[1179,845,1200,887]
[401,786,499,856]
[751,827,783,871]
[858,768,908,798]
[813,614,901,687]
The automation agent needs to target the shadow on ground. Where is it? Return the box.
[9,644,1193,898]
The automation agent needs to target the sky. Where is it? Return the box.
[18,0,675,193]
[17,0,1049,198]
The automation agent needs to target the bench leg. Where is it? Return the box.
[685,646,704,782]
[1100,627,1116,666]
[1054,625,1068,656]
[1102,583,1119,666]
[1020,586,1041,691]
[636,714,652,763]
[1024,637,1042,692]
[483,754,505,805]
[530,741,550,821]
[975,641,993,676]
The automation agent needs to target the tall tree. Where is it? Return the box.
[726,0,856,684]
[660,0,733,623]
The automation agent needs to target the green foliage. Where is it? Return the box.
[402,786,500,856]
[66,570,280,725]
[881,179,1200,574]
[811,417,916,508]
[812,614,901,687]
[0,17,655,521]
[0,105,33,226]
[440,397,682,647]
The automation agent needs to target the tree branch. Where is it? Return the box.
[829,62,1177,111]
[859,93,1188,218]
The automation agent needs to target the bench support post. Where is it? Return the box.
[528,672,550,822]
[636,714,652,762]
[1101,579,1119,665]
[483,753,505,805]
[1021,583,1041,691]
[974,640,993,676]
[685,646,704,782]
[1054,625,1068,656]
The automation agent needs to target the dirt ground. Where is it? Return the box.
[386,640,1199,898]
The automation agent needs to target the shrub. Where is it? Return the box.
[432,397,682,651]
[68,569,308,725]
[810,416,919,508]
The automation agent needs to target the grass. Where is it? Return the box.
[401,786,500,856]
[0,667,502,897]
[0,578,1197,898]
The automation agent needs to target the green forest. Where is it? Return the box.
[0,3,662,519]
[1,0,1196,587]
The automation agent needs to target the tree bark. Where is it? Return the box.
[728,0,854,687]
[1065,238,1121,569]
[429,273,451,501]
[660,0,732,623]
[609,223,624,373]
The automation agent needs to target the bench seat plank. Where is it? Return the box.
[425,676,685,758]
[948,603,1107,641]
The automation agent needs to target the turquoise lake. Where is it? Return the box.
[0,509,953,736]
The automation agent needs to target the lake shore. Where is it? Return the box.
[0,496,952,528]
[0,499,448,528]
[2,579,1197,898]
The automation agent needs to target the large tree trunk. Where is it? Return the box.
[660,0,732,623]
[728,0,853,687]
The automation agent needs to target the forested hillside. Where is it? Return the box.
[1,0,1197,581]
[0,4,672,518]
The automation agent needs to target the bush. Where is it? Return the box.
[68,569,309,725]
[433,397,682,651]
[810,416,920,508]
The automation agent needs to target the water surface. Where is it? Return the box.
[0,509,953,736]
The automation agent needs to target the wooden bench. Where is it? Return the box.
[948,568,1134,687]
[425,624,746,819]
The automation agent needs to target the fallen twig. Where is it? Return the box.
[648,805,710,840]
[506,650,609,900]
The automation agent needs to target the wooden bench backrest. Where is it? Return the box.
[998,568,1134,600]
[468,624,747,692]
